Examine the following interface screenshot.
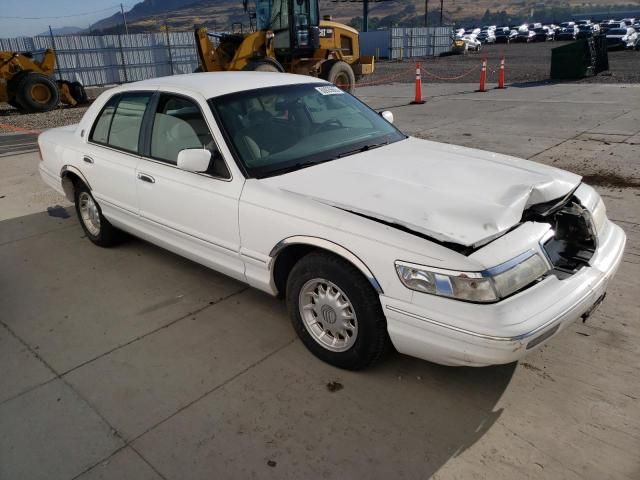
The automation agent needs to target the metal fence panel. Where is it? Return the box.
[390,27,452,59]
[0,31,200,87]
[2,28,452,86]
[359,30,391,58]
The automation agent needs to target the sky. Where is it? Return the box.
[0,0,137,37]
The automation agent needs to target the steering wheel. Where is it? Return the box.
[312,118,343,134]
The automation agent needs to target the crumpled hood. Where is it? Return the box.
[261,137,581,247]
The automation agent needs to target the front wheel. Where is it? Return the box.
[15,72,60,113]
[322,60,356,93]
[74,183,119,247]
[286,252,388,370]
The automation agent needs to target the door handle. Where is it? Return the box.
[83,156,94,164]
[137,173,155,184]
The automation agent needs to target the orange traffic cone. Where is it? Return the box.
[477,58,487,92]
[496,56,506,89]
[410,63,426,104]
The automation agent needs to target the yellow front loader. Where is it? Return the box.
[194,0,374,93]
[0,48,87,114]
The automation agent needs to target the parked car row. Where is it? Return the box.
[456,18,640,50]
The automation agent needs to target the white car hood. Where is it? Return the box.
[262,137,581,247]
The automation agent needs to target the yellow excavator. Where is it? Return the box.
[194,0,374,92]
[0,48,87,113]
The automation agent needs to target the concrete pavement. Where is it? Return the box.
[1,82,639,479]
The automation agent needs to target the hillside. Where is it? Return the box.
[38,26,83,36]
[91,0,640,33]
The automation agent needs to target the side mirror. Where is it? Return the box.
[177,148,211,173]
[381,110,394,124]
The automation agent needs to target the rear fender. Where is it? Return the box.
[60,165,91,202]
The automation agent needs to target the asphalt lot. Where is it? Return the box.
[1,82,639,479]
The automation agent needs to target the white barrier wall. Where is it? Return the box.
[0,31,200,87]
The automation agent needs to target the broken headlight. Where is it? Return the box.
[395,251,549,303]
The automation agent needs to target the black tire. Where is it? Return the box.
[74,182,119,247]
[286,251,388,370]
[15,72,59,113]
[8,98,22,110]
[244,59,284,72]
[193,66,203,73]
[70,81,88,104]
[322,60,356,93]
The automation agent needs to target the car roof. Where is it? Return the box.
[118,71,327,99]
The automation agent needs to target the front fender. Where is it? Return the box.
[270,236,383,294]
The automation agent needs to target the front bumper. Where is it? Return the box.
[381,220,626,366]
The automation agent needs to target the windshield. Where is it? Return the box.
[209,83,405,179]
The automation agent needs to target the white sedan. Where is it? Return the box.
[606,27,639,49]
[38,72,626,369]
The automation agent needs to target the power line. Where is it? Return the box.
[1,4,133,20]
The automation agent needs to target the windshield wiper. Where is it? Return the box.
[263,156,340,177]
[337,140,389,159]
[257,141,391,178]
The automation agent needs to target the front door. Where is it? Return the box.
[135,92,245,281]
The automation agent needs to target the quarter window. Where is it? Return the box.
[90,96,117,144]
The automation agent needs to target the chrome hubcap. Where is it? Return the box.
[299,278,358,352]
[78,192,100,236]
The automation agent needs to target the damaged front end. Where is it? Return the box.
[522,190,598,278]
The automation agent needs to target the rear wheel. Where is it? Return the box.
[15,72,59,113]
[74,183,119,247]
[286,251,388,370]
[322,60,356,93]
[70,81,88,104]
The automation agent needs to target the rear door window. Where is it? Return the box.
[90,92,152,153]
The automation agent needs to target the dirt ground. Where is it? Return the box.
[365,41,640,86]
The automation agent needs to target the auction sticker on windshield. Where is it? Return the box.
[316,85,345,95]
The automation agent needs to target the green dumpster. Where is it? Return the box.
[550,37,609,80]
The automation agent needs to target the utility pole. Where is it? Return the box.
[362,0,369,32]
[424,0,429,27]
[439,0,444,26]
[120,3,129,35]
[48,25,62,81]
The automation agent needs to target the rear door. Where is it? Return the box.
[135,91,245,281]
[84,91,153,224]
